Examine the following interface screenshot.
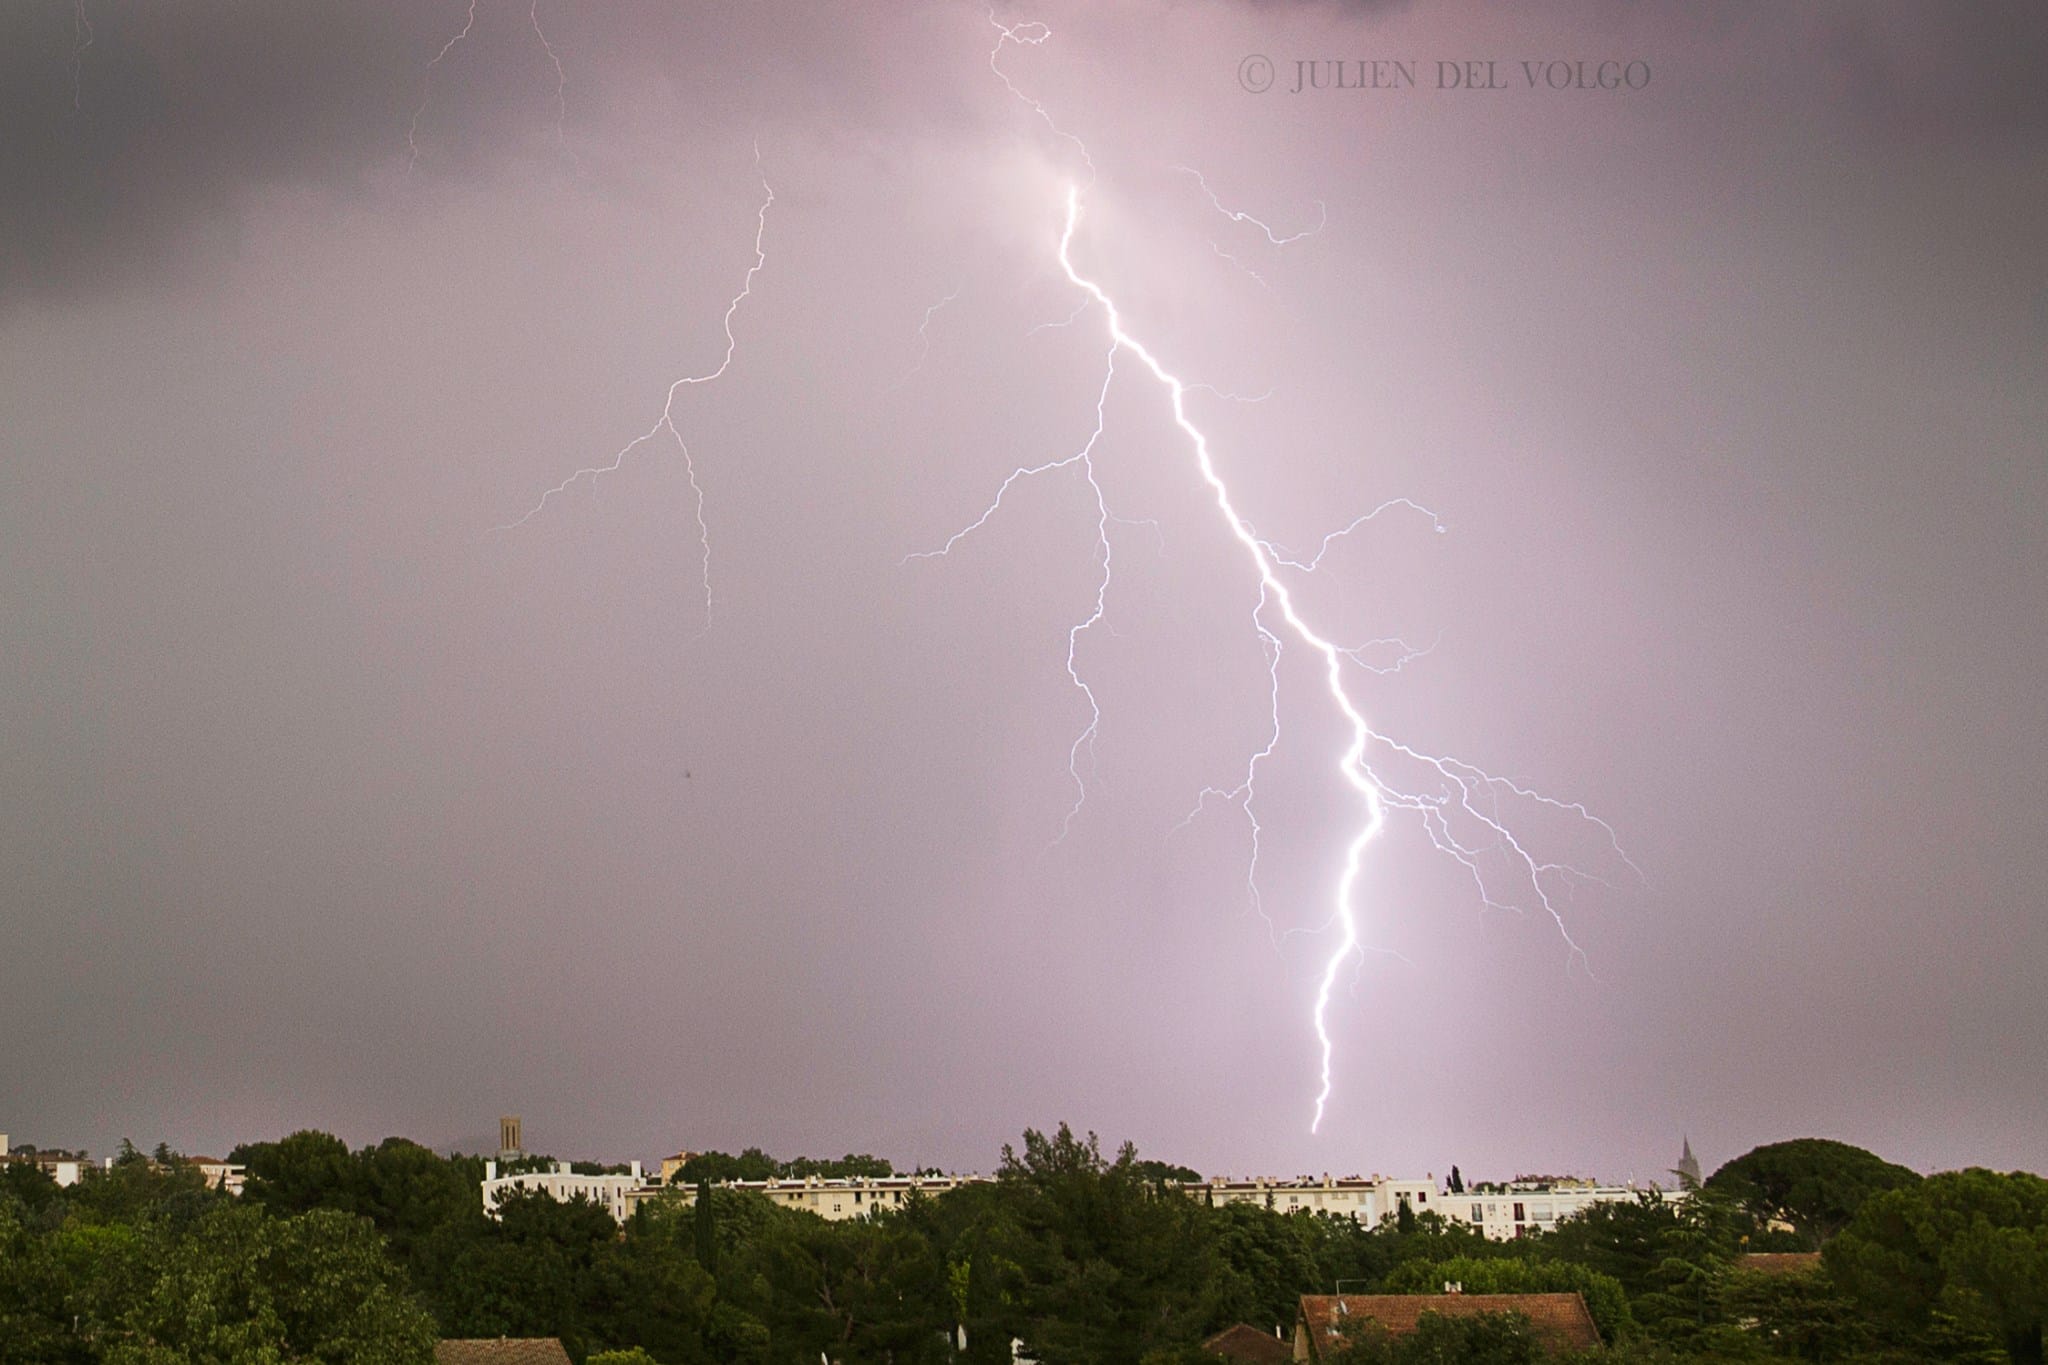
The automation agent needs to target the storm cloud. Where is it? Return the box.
[3,1,2043,1184]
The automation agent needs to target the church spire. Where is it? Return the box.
[1677,1136,1702,1186]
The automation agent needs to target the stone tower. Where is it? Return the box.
[498,1116,524,1162]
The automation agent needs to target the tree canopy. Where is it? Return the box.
[1706,1139,1921,1248]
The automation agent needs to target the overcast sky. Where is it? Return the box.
[3,1,2044,1185]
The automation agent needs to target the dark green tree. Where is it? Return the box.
[233,1128,359,1217]
[1715,1258,1872,1361]
[695,1177,718,1275]
[1707,1140,1921,1249]
[96,1203,436,1363]
[1826,1168,2048,1365]
[991,1124,1218,1364]
[1535,1192,1685,1302]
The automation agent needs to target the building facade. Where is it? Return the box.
[481,1160,645,1224]
[1176,1175,1442,1226]
[630,1173,993,1223]
[1443,1178,1681,1240]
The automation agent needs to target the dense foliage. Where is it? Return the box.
[671,1150,897,1185]
[0,1129,2037,1364]
[1705,1141,1922,1249]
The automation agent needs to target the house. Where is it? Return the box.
[1293,1293,1602,1360]
[434,1340,572,1365]
[1202,1322,1294,1363]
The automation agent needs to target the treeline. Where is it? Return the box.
[1,1127,2042,1364]
[671,1149,899,1184]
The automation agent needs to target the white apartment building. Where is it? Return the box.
[628,1173,993,1223]
[481,1160,647,1224]
[1177,1174,1442,1225]
[1442,1179,1683,1240]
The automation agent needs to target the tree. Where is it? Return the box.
[1716,1258,1872,1361]
[675,1148,779,1184]
[1131,1160,1201,1187]
[1706,1139,1920,1249]
[1826,1168,2048,1365]
[234,1128,358,1216]
[694,1177,719,1275]
[1203,1202,1328,1335]
[96,1203,436,1363]
[1535,1192,1685,1302]
[0,1192,92,1362]
[1629,1184,1748,1346]
[353,1137,483,1264]
[990,1125,1218,1364]
[0,1161,63,1219]
[752,1211,951,1363]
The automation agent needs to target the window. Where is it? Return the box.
[1418,1191,1427,1202]
[1471,1204,1483,1221]
[1513,1202,1525,1222]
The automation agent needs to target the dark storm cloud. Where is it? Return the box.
[0,0,912,300]
[0,3,424,296]
[1643,0,2048,141]
[10,0,2038,302]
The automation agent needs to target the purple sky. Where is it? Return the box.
[3,1,2044,1184]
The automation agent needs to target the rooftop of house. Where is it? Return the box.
[1297,1292,1602,1358]
[1202,1321,1295,1363]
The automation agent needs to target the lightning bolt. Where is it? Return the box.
[492,151,774,634]
[408,0,572,172]
[931,16,1637,1131]
[892,290,959,390]
[1052,184,1396,1131]
[70,0,93,112]
[987,11,1095,185]
[407,0,478,173]
[904,342,1122,844]
[1177,165,1329,247]
[529,0,572,165]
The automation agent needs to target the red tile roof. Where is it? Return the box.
[434,1340,573,1365]
[1202,1322,1294,1363]
[1297,1293,1601,1358]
